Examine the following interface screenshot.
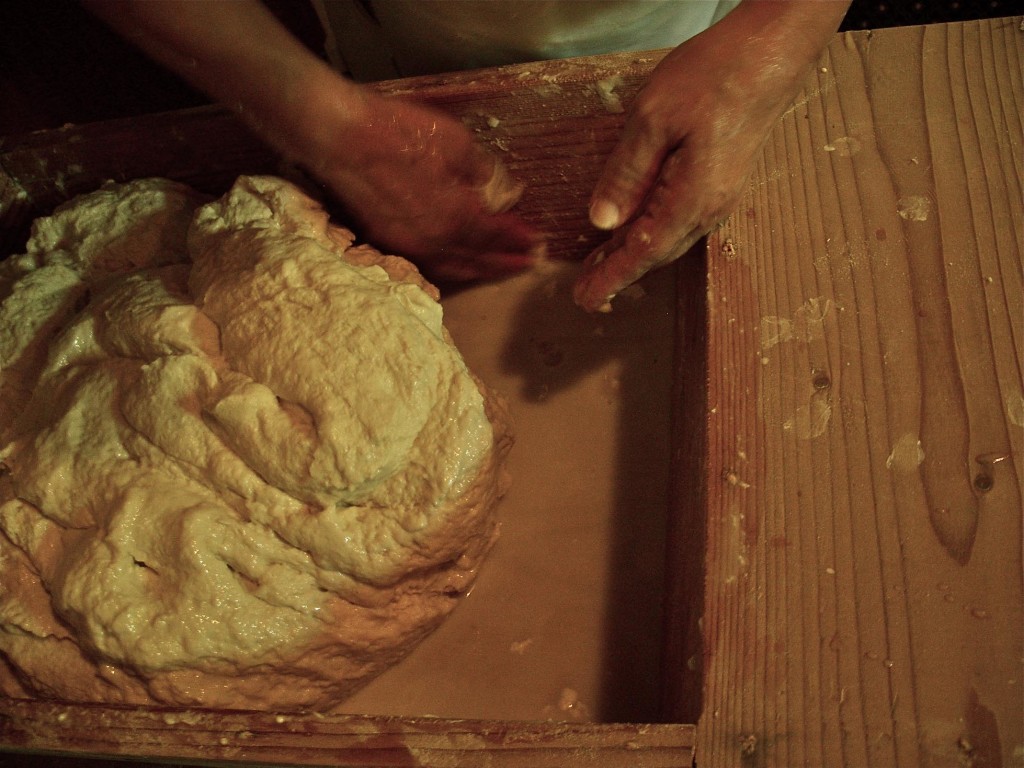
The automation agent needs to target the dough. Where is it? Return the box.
[0,176,511,710]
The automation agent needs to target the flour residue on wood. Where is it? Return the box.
[886,433,925,472]
[1005,391,1024,427]
[593,75,625,114]
[823,136,862,156]
[760,296,835,352]
[784,397,833,440]
[897,195,932,221]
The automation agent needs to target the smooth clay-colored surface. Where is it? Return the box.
[339,260,677,723]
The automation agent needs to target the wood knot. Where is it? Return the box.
[738,733,757,756]
[973,473,993,492]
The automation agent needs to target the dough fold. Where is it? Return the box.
[0,176,511,710]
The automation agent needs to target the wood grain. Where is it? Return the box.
[0,49,685,765]
[685,17,1023,768]
[0,50,664,264]
[1,17,1021,768]
[0,699,695,767]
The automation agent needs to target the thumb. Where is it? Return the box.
[475,152,524,214]
[588,115,668,232]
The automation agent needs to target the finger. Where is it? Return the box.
[575,152,703,311]
[588,109,671,231]
[422,211,546,282]
[476,154,524,214]
[453,209,545,258]
[573,220,659,311]
[574,220,702,311]
[439,126,524,213]
[425,247,544,283]
[580,228,627,270]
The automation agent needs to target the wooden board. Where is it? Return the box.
[673,16,1023,768]
[0,49,662,263]
[0,700,696,767]
[0,47,689,764]
[1,16,1021,768]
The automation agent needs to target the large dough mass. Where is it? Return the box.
[0,176,511,710]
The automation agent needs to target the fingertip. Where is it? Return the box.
[436,237,547,284]
[493,246,544,275]
[572,267,616,313]
[589,124,667,234]
[589,199,621,231]
[478,156,523,213]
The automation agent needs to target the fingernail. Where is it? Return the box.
[589,199,620,231]
[571,275,614,313]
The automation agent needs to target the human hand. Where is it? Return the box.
[308,85,544,282]
[84,0,543,284]
[574,0,849,311]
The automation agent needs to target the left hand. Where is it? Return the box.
[574,0,848,311]
[307,85,544,283]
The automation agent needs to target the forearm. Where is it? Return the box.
[82,0,362,161]
[725,0,851,78]
[81,0,540,279]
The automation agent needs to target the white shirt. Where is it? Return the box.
[315,1,741,80]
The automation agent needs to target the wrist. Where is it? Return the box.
[676,0,848,108]
[292,64,370,165]
[726,0,850,61]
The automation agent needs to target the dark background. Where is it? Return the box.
[0,0,1017,135]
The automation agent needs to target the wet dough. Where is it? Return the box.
[0,175,511,710]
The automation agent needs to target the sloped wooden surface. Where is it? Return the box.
[0,699,696,767]
[0,49,662,263]
[684,16,1023,768]
[1,16,1021,768]
[0,46,688,766]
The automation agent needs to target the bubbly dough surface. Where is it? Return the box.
[0,176,510,710]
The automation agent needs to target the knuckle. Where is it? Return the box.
[606,162,649,198]
[626,224,656,251]
[629,92,664,135]
[699,184,744,231]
